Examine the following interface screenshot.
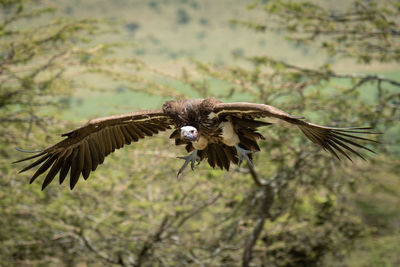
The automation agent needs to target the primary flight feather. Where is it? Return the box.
[14,98,379,190]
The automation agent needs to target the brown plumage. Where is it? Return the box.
[14,98,380,190]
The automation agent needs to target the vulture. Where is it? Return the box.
[15,98,379,190]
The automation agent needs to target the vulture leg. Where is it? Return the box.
[177,149,200,177]
[234,144,254,169]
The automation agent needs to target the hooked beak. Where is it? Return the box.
[180,132,199,142]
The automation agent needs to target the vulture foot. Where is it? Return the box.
[177,149,200,177]
[234,144,254,169]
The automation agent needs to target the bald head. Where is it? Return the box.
[180,126,199,141]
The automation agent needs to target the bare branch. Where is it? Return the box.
[79,231,124,266]
[135,215,170,267]
[242,168,275,267]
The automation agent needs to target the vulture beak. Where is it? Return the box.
[180,126,199,142]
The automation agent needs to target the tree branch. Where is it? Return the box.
[242,168,274,267]
[79,231,124,266]
[135,215,170,267]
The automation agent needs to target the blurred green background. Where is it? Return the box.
[1,0,399,266]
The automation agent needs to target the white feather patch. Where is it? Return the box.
[219,121,239,146]
[193,136,208,150]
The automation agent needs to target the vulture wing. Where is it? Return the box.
[14,110,172,190]
[213,102,379,160]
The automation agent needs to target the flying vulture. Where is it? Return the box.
[15,98,379,190]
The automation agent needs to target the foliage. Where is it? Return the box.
[0,0,399,266]
[1,0,105,145]
[239,0,400,63]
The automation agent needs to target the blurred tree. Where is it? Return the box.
[1,0,104,145]
[0,0,117,264]
[176,8,191,25]
[1,0,399,266]
[204,0,399,266]
[240,0,400,63]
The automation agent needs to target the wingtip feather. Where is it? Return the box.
[13,151,46,164]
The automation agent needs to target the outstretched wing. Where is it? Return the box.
[14,110,172,190]
[213,102,380,160]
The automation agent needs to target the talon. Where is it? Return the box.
[190,160,195,171]
[177,149,199,177]
[234,144,254,169]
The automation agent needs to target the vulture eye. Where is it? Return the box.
[190,130,195,134]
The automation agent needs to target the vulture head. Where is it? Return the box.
[180,126,199,141]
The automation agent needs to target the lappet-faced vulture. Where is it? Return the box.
[15,98,379,190]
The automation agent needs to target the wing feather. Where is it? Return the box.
[213,145,223,169]
[169,129,180,139]
[130,124,145,139]
[215,145,229,170]
[15,110,172,189]
[213,102,380,160]
[112,127,124,149]
[29,155,57,184]
[223,145,238,165]
[42,155,65,190]
[18,154,50,174]
[329,136,365,160]
[142,123,159,133]
[330,131,378,143]
[95,132,104,157]
[125,125,140,141]
[69,147,82,189]
[136,124,153,136]
[82,140,92,180]
[13,151,46,163]
[214,102,303,121]
[325,139,351,161]
[59,150,73,184]
[120,126,132,144]
[207,145,217,168]
[92,133,106,165]
[330,132,376,153]
[87,138,100,171]
[116,126,126,148]
[108,127,117,153]
[101,128,111,155]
